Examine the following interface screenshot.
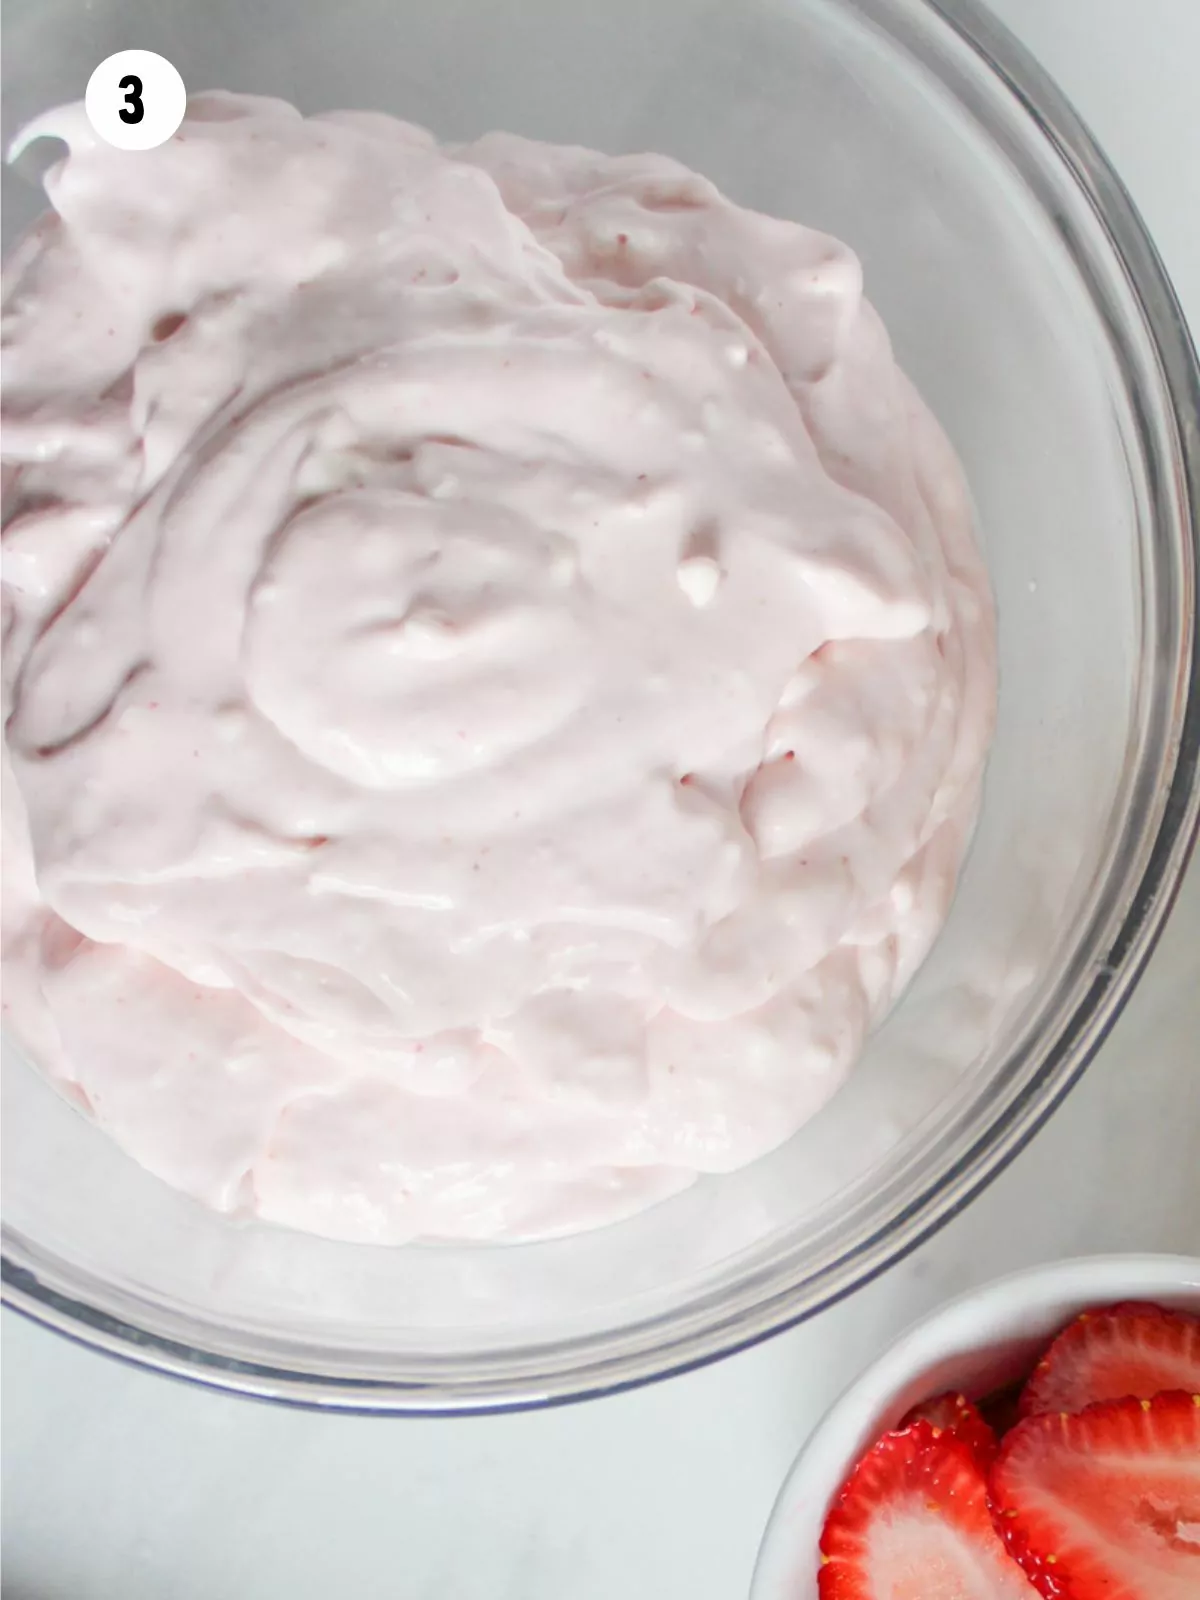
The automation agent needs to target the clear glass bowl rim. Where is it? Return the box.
[3,0,1198,1412]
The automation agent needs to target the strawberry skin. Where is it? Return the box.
[992,1390,1200,1600]
[819,1419,1037,1598]
[903,1391,999,1470]
[1020,1302,1200,1418]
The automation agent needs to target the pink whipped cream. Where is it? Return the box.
[1,93,995,1243]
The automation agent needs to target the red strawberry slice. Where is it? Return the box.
[819,1419,1037,1598]
[903,1391,999,1470]
[992,1390,1200,1600]
[1019,1301,1200,1418]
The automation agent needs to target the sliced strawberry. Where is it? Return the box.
[992,1390,1200,1600]
[902,1391,999,1470]
[819,1419,1037,1598]
[1019,1301,1200,1418]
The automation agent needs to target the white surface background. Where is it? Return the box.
[3,3,1199,1596]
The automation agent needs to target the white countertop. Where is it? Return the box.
[3,4,1198,1597]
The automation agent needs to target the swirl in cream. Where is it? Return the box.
[1,94,995,1241]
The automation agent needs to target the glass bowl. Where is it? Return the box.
[2,0,1197,1412]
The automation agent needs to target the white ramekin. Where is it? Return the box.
[752,1253,1200,1600]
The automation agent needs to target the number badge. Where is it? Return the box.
[85,51,187,150]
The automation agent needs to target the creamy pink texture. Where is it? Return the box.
[1,93,995,1243]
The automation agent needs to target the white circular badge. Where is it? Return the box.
[85,51,187,151]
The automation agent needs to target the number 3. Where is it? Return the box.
[118,74,144,125]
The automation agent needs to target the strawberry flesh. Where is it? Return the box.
[992,1390,1200,1600]
[819,1419,1038,1598]
[1019,1302,1200,1418]
[903,1391,999,1470]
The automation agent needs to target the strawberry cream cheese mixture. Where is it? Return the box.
[1,93,995,1243]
